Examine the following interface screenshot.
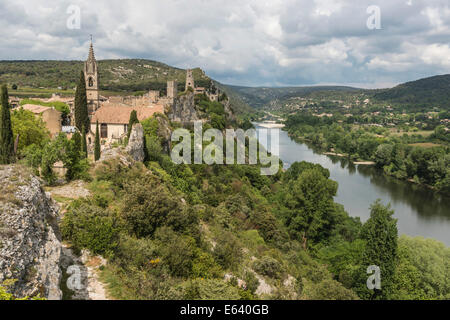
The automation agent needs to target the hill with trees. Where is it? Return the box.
[372,74,450,110]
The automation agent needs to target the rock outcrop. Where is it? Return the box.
[168,92,199,123]
[125,123,145,162]
[0,165,62,300]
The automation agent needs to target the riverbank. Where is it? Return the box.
[255,126,450,245]
[287,134,376,166]
[286,131,449,195]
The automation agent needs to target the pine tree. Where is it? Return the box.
[75,71,89,133]
[0,85,14,164]
[94,121,101,161]
[81,125,88,158]
[127,110,139,140]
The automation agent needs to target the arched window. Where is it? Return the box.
[88,77,94,87]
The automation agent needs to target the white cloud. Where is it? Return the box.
[0,0,449,87]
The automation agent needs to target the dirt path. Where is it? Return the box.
[60,245,109,300]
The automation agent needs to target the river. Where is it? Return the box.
[255,124,450,245]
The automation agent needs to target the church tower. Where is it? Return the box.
[84,39,99,114]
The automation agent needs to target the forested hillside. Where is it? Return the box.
[372,74,450,110]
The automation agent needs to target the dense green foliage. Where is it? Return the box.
[58,114,450,300]
[373,75,450,110]
[23,133,89,184]
[11,108,50,154]
[356,201,398,299]
[0,85,14,164]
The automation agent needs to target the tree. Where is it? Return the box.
[357,200,398,300]
[94,120,101,161]
[0,85,15,164]
[127,110,139,140]
[284,168,338,245]
[11,108,50,154]
[81,125,87,158]
[74,71,89,133]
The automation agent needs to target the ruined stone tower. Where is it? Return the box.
[84,40,99,114]
[185,69,194,91]
[167,80,178,101]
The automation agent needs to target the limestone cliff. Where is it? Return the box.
[168,92,199,123]
[0,165,62,300]
[125,123,146,162]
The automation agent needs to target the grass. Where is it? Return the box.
[409,142,442,148]
[389,129,434,137]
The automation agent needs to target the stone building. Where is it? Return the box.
[21,104,62,138]
[185,69,195,91]
[167,80,178,101]
[90,103,164,144]
[84,41,100,114]
[147,90,160,103]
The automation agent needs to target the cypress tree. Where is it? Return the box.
[357,200,398,300]
[127,110,139,140]
[81,125,88,158]
[75,71,90,133]
[0,85,14,164]
[94,121,101,161]
[72,131,82,155]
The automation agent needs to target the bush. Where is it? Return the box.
[252,256,283,279]
[121,174,190,238]
[182,279,241,300]
[61,201,120,255]
[213,231,243,270]
[155,227,196,278]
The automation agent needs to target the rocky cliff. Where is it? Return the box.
[168,92,199,123]
[0,165,62,300]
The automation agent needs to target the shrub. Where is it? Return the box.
[213,231,243,270]
[61,201,120,255]
[252,256,283,279]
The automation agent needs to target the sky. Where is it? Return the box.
[0,0,450,88]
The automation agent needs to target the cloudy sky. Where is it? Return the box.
[1,0,449,88]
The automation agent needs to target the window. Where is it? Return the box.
[124,124,128,133]
[101,124,108,139]
[88,77,94,87]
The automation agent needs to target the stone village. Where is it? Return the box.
[8,41,224,151]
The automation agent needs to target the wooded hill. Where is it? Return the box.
[0,59,255,117]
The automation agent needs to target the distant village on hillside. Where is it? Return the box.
[7,41,222,147]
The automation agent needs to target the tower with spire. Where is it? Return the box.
[84,37,99,114]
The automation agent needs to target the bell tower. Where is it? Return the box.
[84,37,99,114]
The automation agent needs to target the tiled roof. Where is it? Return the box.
[91,103,165,124]
[21,104,52,114]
